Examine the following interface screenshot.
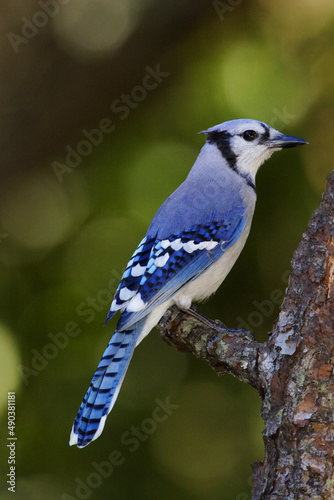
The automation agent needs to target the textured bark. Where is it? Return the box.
[157,170,334,499]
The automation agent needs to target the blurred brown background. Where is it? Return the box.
[0,1,333,499]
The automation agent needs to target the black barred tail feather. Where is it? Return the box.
[69,321,144,448]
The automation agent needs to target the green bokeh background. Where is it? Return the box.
[0,1,333,499]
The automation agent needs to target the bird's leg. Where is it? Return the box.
[179,305,252,337]
[179,304,227,330]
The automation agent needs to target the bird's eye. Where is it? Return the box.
[242,130,258,141]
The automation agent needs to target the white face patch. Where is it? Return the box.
[222,121,279,180]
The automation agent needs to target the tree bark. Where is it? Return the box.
[157,170,334,499]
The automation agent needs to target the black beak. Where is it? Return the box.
[267,134,309,149]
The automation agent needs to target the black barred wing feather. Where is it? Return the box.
[105,211,247,331]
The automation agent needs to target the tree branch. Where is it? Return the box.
[157,169,334,499]
[159,305,261,389]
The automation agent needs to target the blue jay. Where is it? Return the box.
[70,119,307,447]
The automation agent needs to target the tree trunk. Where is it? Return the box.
[157,170,334,499]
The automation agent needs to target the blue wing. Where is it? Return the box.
[105,208,247,332]
[71,211,247,447]
[71,200,247,446]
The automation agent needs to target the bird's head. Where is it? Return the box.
[201,119,308,182]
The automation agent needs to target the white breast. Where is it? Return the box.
[173,200,255,308]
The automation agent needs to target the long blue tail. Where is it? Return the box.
[70,321,143,448]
